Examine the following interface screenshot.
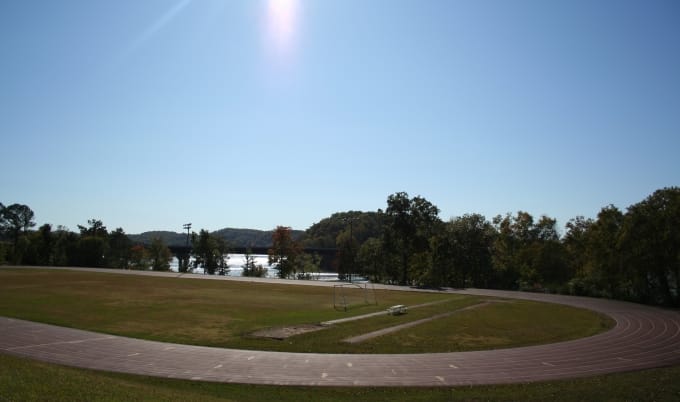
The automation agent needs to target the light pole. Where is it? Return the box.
[181,223,191,273]
[342,216,358,283]
[183,223,192,248]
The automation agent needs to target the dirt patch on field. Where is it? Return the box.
[251,324,326,340]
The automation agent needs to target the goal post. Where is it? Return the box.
[333,282,377,311]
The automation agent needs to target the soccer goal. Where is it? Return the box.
[333,282,377,311]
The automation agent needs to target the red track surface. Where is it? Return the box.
[1,269,679,386]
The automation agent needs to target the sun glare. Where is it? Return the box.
[266,0,300,56]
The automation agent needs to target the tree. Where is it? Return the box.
[430,214,496,289]
[148,237,172,271]
[75,219,109,267]
[242,248,267,277]
[583,205,626,299]
[52,226,78,266]
[564,216,594,292]
[1,204,35,261]
[491,212,568,291]
[295,253,321,279]
[22,223,53,266]
[191,230,228,275]
[619,187,680,306]
[357,237,391,283]
[268,226,302,279]
[129,245,149,270]
[78,219,107,238]
[384,192,441,285]
[336,228,358,281]
[108,228,132,269]
[303,211,386,249]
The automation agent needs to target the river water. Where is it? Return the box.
[168,254,355,281]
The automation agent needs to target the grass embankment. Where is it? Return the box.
[0,268,612,353]
[1,353,679,402]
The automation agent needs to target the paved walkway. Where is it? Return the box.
[1,266,680,386]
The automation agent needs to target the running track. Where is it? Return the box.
[1,267,679,386]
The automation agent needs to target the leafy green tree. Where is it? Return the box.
[0,241,8,265]
[268,226,302,279]
[1,203,35,262]
[76,236,108,268]
[619,187,680,306]
[384,192,441,285]
[148,237,172,271]
[564,216,595,295]
[357,237,392,283]
[493,211,568,290]
[215,237,230,275]
[429,214,495,289]
[336,229,358,281]
[295,253,321,279]
[75,219,109,267]
[242,248,267,277]
[78,219,107,238]
[22,224,53,266]
[191,230,228,275]
[585,205,625,299]
[108,228,132,269]
[52,226,78,266]
[129,244,149,270]
[303,211,386,248]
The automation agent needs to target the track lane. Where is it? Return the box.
[1,267,679,386]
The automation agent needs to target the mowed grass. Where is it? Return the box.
[0,268,612,353]
[2,353,679,402]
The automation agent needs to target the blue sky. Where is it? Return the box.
[1,0,678,234]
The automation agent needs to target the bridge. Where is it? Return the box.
[167,245,337,256]
[167,245,339,270]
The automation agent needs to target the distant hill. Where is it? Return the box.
[128,228,305,248]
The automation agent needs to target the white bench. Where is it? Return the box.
[387,304,407,315]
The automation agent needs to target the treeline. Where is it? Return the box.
[0,213,173,271]
[128,228,304,248]
[2,187,679,306]
[303,188,680,307]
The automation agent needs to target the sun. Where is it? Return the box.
[266,0,300,55]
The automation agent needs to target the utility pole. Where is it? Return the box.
[181,223,192,273]
[183,223,192,248]
[342,216,358,283]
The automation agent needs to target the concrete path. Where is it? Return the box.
[1,266,680,386]
[342,301,492,344]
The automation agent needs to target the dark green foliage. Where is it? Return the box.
[3,186,679,306]
[268,226,302,279]
[108,228,132,269]
[384,192,442,285]
[149,237,172,271]
[191,230,229,275]
[129,228,304,248]
[242,248,268,277]
[303,211,386,248]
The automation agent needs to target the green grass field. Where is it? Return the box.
[0,267,677,401]
[2,353,679,402]
[0,268,612,353]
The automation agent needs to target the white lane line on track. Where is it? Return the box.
[449,364,459,369]
[213,364,223,369]
[542,362,555,367]
[6,336,116,351]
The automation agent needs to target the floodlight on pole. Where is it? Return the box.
[183,223,192,248]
